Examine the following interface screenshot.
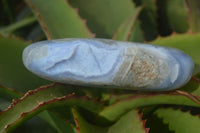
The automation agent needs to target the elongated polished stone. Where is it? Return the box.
[22,38,194,91]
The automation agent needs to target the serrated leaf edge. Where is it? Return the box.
[25,0,52,40]
[139,111,150,133]
[154,107,200,133]
[66,0,96,38]
[2,83,103,132]
[0,83,57,114]
[112,6,143,41]
[3,93,75,132]
[97,90,200,123]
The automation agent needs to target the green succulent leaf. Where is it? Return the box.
[107,109,147,133]
[133,0,158,41]
[0,84,103,132]
[68,0,136,38]
[0,16,37,36]
[164,0,189,33]
[186,0,200,32]
[155,108,200,133]
[0,99,10,111]
[112,6,143,41]
[128,20,145,42]
[72,108,108,133]
[97,90,200,125]
[0,35,50,92]
[13,116,57,133]
[38,110,77,133]
[0,86,22,111]
[73,108,148,133]
[144,107,172,133]
[48,106,75,125]
[0,86,22,100]
[151,33,200,74]
[73,109,147,133]
[25,0,94,39]
[181,79,200,96]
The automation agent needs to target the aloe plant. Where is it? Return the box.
[1,0,200,132]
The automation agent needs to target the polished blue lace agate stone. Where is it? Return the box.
[23,38,194,91]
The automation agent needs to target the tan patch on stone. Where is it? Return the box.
[131,55,158,86]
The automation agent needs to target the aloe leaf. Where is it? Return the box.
[72,108,108,133]
[25,0,93,39]
[0,99,10,111]
[108,109,147,133]
[128,20,144,42]
[68,0,136,38]
[0,86,22,100]
[186,0,200,32]
[0,35,50,92]
[112,6,143,41]
[13,116,57,133]
[73,108,148,133]
[151,33,200,74]
[144,108,171,133]
[0,16,37,36]
[38,110,77,133]
[97,91,200,124]
[155,108,200,133]
[0,86,75,132]
[133,0,158,41]
[181,79,200,96]
[0,84,103,132]
[49,106,75,124]
[164,0,189,33]
[0,86,22,111]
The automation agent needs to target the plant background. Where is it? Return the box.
[1,0,200,133]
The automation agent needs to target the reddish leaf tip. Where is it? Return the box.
[139,111,149,133]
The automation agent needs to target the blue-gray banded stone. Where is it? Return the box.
[22,38,194,91]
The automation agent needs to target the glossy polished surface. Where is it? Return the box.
[23,38,194,91]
